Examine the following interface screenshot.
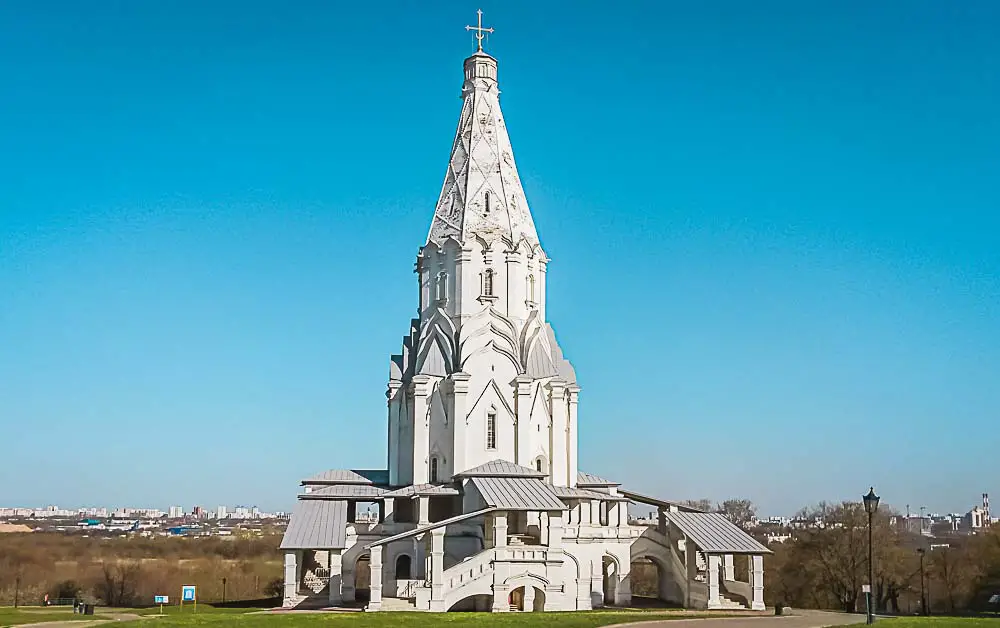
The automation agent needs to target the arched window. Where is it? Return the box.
[395,554,412,580]
[486,410,497,450]
[483,268,494,297]
[536,459,543,472]
[484,191,492,215]
[436,271,447,302]
[430,457,439,483]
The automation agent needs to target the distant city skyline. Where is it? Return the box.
[1,2,997,514]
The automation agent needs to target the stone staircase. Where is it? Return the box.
[379,597,417,611]
[718,594,747,610]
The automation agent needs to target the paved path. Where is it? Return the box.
[610,610,867,628]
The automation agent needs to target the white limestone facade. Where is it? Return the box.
[280,20,770,614]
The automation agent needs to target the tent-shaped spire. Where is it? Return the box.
[427,49,540,248]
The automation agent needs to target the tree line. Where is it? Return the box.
[0,532,284,607]
[683,497,1000,614]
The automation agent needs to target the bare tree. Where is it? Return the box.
[716,499,757,530]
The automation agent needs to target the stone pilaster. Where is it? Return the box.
[417,496,430,525]
[368,546,382,611]
[548,512,564,549]
[523,585,535,611]
[328,551,343,605]
[410,375,433,484]
[723,554,735,581]
[566,384,580,486]
[450,372,472,475]
[387,379,403,486]
[548,379,567,485]
[514,375,533,466]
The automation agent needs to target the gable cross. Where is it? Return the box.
[465,9,494,52]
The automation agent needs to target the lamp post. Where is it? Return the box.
[222,577,227,604]
[916,548,926,616]
[863,487,880,625]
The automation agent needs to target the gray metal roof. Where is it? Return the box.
[279,500,347,550]
[455,459,546,478]
[577,471,621,487]
[382,483,461,498]
[619,489,707,513]
[667,512,772,555]
[301,469,388,486]
[301,484,388,499]
[552,485,629,501]
[469,477,567,511]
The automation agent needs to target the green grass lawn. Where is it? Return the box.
[879,619,1000,628]
[113,609,733,627]
[0,605,111,625]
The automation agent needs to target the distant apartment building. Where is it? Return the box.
[168,506,184,518]
[216,505,228,520]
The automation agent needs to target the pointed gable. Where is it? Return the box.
[454,459,546,478]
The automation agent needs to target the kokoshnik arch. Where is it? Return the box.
[279,12,771,613]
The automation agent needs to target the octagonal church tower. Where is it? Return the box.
[386,47,580,489]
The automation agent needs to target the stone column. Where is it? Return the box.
[492,583,511,612]
[723,554,735,581]
[381,498,393,524]
[707,554,721,609]
[566,385,580,487]
[537,256,548,321]
[450,372,471,475]
[328,550,343,605]
[523,585,535,611]
[504,250,522,318]
[493,513,508,548]
[429,527,446,610]
[617,557,632,607]
[417,496,430,525]
[410,375,433,484]
[283,551,298,604]
[548,379,567,485]
[685,539,697,609]
[750,554,765,610]
[657,507,667,535]
[514,375,533,466]
[368,546,383,611]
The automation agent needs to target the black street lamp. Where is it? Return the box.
[917,548,927,616]
[863,487,880,625]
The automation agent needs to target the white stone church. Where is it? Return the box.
[280,16,769,613]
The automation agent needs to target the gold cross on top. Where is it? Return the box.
[465,9,494,52]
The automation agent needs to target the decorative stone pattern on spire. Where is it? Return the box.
[428,52,539,248]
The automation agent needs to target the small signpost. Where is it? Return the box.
[154,595,168,615]
[181,585,197,612]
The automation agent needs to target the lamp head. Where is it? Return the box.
[863,487,880,514]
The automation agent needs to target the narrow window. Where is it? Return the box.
[527,274,535,302]
[430,457,439,483]
[486,410,497,450]
[536,459,543,472]
[436,271,447,301]
[483,268,494,296]
[484,191,491,214]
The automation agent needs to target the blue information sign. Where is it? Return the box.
[181,586,196,602]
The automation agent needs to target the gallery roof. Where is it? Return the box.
[279,500,347,550]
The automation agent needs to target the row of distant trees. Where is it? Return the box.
[0,532,284,607]
[679,497,1000,614]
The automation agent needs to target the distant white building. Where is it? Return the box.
[278,15,769,614]
[169,506,184,519]
[217,506,228,520]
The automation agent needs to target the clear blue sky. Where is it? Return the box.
[1,1,997,516]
